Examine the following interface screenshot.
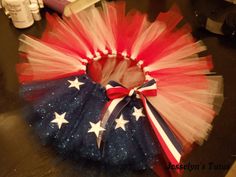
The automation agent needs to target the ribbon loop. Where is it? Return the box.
[106,79,157,99]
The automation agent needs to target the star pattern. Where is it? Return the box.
[115,114,129,131]
[88,121,106,138]
[51,112,69,129]
[132,107,145,121]
[68,78,84,90]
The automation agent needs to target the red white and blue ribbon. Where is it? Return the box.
[98,79,183,168]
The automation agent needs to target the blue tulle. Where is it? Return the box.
[20,74,160,170]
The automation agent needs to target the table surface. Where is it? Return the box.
[0,1,236,177]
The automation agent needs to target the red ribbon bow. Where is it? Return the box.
[106,79,157,99]
[100,79,183,172]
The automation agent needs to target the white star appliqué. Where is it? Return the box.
[115,114,129,131]
[88,121,106,138]
[51,112,69,129]
[68,78,84,90]
[132,107,145,121]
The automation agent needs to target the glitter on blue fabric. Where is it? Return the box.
[20,74,160,170]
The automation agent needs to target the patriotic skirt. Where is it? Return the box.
[17,1,223,176]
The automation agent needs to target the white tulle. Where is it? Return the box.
[131,21,166,59]
[147,76,223,145]
[18,35,85,80]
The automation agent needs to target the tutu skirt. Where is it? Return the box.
[17,1,223,175]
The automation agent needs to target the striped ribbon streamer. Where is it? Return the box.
[99,79,183,169]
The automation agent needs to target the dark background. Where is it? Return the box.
[0,0,236,177]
